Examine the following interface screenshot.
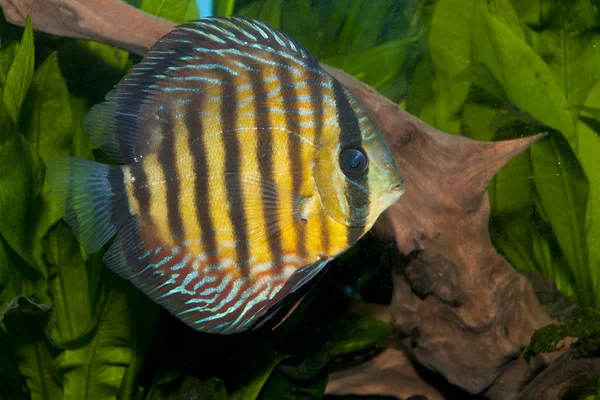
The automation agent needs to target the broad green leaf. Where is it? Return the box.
[0,327,29,400]
[184,0,199,21]
[336,0,394,54]
[119,289,159,400]
[214,0,236,17]
[530,224,576,297]
[530,133,590,305]
[58,275,133,400]
[472,7,576,145]
[141,0,199,23]
[258,369,326,400]
[456,63,507,103]
[168,377,227,400]
[2,16,34,129]
[0,237,21,312]
[58,40,130,102]
[21,52,72,164]
[577,80,600,307]
[230,352,290,400]
[0,297,62,400]
[0,41,17,87]
[19,52,75,270]
[461,101,500,142]
[45,222,95,346]
[69,95,94,160]
[258,0,281,29]
[427,0,473,127]
[525,0,600,110]
[491,213,539,274]
[279,313,392,382]
[405,54,434,118]
[323,39,413,93]
[0,132,45,267]
[490,148,534,213]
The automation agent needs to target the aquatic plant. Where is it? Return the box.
[0,0,599,399]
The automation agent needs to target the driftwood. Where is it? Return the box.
[516,347,600,400]
[2,0,593,398]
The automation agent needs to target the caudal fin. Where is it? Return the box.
[47,157,130,254]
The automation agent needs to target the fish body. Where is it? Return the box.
[48,17,405,334]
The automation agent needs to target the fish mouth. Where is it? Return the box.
[389,179,406,196]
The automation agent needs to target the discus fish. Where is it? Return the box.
[47,17,405,335]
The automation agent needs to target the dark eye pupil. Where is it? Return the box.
[340,148,368,174]
[347,152,361,168]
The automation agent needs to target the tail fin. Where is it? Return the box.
[47,157,130,254]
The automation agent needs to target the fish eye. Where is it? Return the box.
[339,148,368,174]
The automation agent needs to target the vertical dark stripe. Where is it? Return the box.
[276,60,307,263]
[221,73,251,278]
[186,98,219,264]
[158,117,185,239]
[331,79,370,246]
[249,60,284,274]
[310,70,329,256]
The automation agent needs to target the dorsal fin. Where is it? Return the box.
[84,16,321,164]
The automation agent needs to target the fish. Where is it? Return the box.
[47,16,405,335]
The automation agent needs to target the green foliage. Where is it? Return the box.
[1,0,600,399]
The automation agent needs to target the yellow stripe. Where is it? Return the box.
[172,110,204,256]
[122,166,140,216]
[235,77,273,277]
[263,65,298,258]
[203,83,238,276]
[141,152,171,244]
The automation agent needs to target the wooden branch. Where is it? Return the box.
[1,1,569,398]
[0,0,174,55]
[516,348,600,399]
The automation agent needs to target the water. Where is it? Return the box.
[0,0,599,399]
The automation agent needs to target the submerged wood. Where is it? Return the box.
[1,1,583,398]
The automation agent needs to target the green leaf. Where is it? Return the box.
[427,0,474,128]
[0,296,62,400]
[0,41,17,87]
[0,327,30,400]
[0,237,21,312]
[141,0,199,23]
[69,95,94,160]
[323,39,412,92]
[230,352,290,400]
[258,369,326,400]
[44,222,95,346]
[0,132,45,267]
[526,0,599,110]
[168,377,227,400]
[491,213,539,274]
[576,80,600,307]
[279,313,392,382]
[325,313,392,356]
[460,101,501,142]
[490,147,534,213]
[2,16,34,130]
[530,133,590,304]
[58,275,133,400]
[257,0,282,29]
[472,5,576,145]
[21,52,72,164]
[336,0,394,54]
[118,289,159,400]
[214,0,236,17]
